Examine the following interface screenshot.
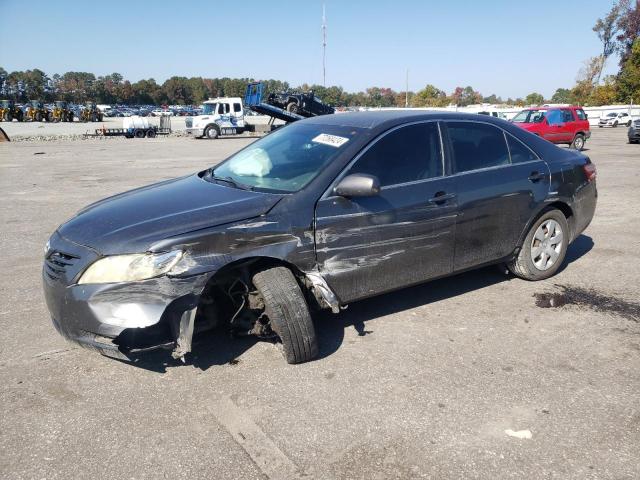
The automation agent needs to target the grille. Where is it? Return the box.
[45,250,80,282]
[185,117,193,128]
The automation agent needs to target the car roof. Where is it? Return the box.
[300,109,512,130]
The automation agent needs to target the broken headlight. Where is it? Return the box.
[77,250,183,285]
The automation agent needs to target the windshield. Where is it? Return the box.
[606,113,617,117]
[211,123,362,193]
[202,103,217,115]
[512,109,546,123]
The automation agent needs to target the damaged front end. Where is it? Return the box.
[43,232,214,361]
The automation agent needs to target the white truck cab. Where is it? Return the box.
[185,97,245,139]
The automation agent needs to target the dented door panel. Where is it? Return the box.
[315,177,457,303]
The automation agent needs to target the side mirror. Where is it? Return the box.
[334,173,381,198]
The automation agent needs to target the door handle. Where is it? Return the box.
[528,171,546,182]
[428,191,456,204]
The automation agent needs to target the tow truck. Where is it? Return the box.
[185,83,333,139]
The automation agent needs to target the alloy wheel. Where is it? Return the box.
[530,219,564,271]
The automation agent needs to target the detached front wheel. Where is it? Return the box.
[252,267,319,364]
[508,209,569,281]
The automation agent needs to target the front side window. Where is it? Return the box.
[447,122,510,173]
[212,123,362,193]
[345,122,443,187]
[576,109,587,120]
[218,103,230,114]
[233,103,242,112]
[546,110,563,125]
[512,109,546,123]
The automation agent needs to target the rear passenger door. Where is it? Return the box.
[443,121,550,271]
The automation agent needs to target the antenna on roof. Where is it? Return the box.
[322,4,327,87]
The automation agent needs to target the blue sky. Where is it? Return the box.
[0,0,619,99]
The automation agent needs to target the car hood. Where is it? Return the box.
[57,173,284,255]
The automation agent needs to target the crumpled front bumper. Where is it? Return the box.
[42,231,210,360]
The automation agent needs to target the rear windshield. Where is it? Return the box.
[512,110,546,123]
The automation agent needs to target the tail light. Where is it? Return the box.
[583,162,597,182]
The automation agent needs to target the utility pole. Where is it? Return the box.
[322,4,327,87]
[405,68,409,108]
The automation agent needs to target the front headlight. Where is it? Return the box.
[78,250,183,285]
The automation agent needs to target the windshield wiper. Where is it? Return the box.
[207,170,253,191]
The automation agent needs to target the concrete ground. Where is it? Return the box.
[0,114,276,139]
[0,128,639,479]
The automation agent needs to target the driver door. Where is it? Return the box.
[314,122,457,303]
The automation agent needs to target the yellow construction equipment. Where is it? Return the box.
[0,100,24,122]
[79,101,103,122]
[51,101,74,122]
[24,100,51,122]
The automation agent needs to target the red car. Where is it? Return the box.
[511,106,591,150]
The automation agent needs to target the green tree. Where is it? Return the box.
[413,84,448,107]
[593,3,622,83]
[550,88,572,103]
[525,92,545,105]
[616,38,640,102]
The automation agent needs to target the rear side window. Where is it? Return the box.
[233,103,242,112]
[561,109,575,122]
[446,122,510,173]
[576,109,587,120]
[218,103,230,114]
[346,122,443,186]
[506,134,538,163]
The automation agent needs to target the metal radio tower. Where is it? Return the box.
[322,4,327,87]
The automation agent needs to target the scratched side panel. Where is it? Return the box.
[315,178,457,303]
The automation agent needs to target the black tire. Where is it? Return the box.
[613,121,618,128]
[508,209,569,281]
[134,129,145,138]
[571,134,585,151]
[204,124,219,139]
[252,267,319,364]
[627,120,632,127]
[35,112,42,122]
[146,129,156,138]
[2,111,9,122]
[286,102,299,114]
[17,111,23,122]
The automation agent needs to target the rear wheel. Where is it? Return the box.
[571,134,585,151]
[627,120,632,127]
[613,121,618,128]
[146,129,156,138]
[252,267,319,364]
[508,209,569,281]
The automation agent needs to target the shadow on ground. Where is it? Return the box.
[127,234,594,372]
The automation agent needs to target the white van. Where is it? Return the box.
[185,97,245,139]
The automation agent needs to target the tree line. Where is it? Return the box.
[1,1,637,109]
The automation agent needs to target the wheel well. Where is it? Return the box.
[574,131,586,138]
[196,256,311,322]
[516,202,574,251]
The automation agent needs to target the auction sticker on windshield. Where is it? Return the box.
[312,133,349,148]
